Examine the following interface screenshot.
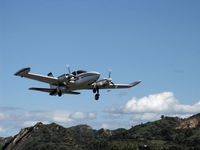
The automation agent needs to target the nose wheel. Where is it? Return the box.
[93,88,100,100]
[93,89,96,93]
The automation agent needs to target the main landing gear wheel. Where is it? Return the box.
[95,94,100,100]
[93,88,100,100]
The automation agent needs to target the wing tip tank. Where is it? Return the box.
[14,67,31,76]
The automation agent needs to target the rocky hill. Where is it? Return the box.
[2,114,200,150]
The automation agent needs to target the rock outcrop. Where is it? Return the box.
[176,114,200,129]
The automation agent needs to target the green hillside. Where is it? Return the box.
[2,114,200,150]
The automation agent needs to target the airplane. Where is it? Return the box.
[14,67,141,100]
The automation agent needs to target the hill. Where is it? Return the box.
[2,114,200,150]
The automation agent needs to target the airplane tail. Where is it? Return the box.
[47,72,57,89]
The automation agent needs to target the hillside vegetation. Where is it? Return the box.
[1,114,200,150]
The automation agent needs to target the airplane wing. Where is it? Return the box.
[96,81,141,89]
[29,87,81,95]
[15,68,59,85]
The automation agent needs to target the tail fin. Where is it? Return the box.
[47,72,53,77]
[47,72,57,89]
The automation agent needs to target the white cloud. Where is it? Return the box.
[71,112,85,120]
[0,109,96,137]
[110,113,122,119]
[108,92,200,114]
[124,92,177,113]
[100,122,128,130]
[132,113,161,121]
[0,126,6,133]
[88,121,130,130]
[87,112,96,119]
[101,123,110,129]
[175,102,200,113]
[70,112,96,120]
[22,110,95,123]
[0,113,7,119]
[51,111,73,123]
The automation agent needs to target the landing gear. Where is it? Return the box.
[93,89,96,93]
[49,89,57,96]
[95,93,100,100]
[58,90,62,97]
[93,88,100,100]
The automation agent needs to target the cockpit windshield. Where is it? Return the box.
[72,70,86,75]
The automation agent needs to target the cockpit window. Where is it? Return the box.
[72,70,86,75]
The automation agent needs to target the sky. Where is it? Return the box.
[0,0,200,137]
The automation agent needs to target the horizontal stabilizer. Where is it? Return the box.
[29,87,54,93]
[62,91,81,95]
[14,67,31,77]
[29,87,81,95]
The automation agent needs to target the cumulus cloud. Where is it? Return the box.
[124,92,177,113]
[87,112,96,119]
[0,109,96,137]
[22,110,96,123]
[0,126,5,133]
[107,92,200,114]
[100,121,130,130]
[0,113,8,119]
[71,112,86,120]
[132,113,161,121]
[101,123,110,129]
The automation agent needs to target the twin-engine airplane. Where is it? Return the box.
[15,67,141,100]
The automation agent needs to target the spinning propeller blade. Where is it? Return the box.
[66,65,71,74]
[107,70,115,86]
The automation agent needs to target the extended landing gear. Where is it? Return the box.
[93,88,100,100]
[49,87,62,97]
[58,90,62,97]
[95,93,100,100]
[93,89,96,93]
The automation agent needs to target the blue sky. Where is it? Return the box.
[0,0,200,137]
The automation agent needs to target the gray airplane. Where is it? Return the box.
[15,67,141,100]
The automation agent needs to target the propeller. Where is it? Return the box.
[66,65,78,80]
[105,70,115,92]
[107,70,115,86]
[108,70,111,78]
[66,65,71,74]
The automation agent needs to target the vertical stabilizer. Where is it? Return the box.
[47,72,53,77]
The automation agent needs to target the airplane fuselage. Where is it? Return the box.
[64,72,100,91]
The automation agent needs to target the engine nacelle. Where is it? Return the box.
[96,79,110,87]
[58,74,71,83]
